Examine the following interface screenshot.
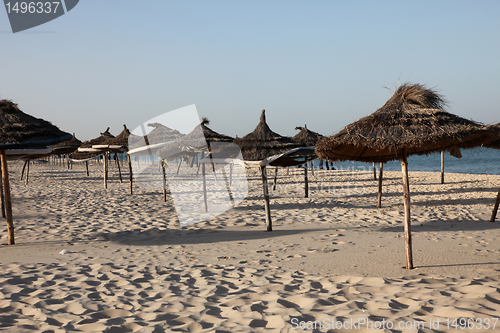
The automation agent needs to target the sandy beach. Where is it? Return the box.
[2,159,500,332]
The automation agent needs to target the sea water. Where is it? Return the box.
[312,147,500,175]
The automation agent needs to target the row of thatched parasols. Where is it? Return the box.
[2,83,500,272]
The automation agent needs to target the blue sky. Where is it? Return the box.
[1,1,499,141]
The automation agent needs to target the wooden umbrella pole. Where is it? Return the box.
[1,151,14,245]
[273,167,278,191]
[222,167,235,207]
[229,163,233,186]
[377,162,383,209]
[441,150,444,184]
[202,162,208,213]
[197,152,204,177]
[304,163,309,198]
[310,161,314,177]
[0,159,5,219]
[25,158,30,185]
[401,149,413,269]
[373,162,377,180]
[161,159,167,202]
[127,154,133,195]
[114,153,123,183]
[490,186,500,222]
[20,160,28,180]
[85,161,89,176]
[176,158,182,175]
[260,165,272,231]
[103,152,108,189]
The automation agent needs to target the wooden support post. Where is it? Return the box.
[401,150,413,269]
[85,161,89,176]
[260,165,272,231]
[304,163,309,198]
[222,167,235,207]
[161,159,167,202]
[273,167,278,191]
[115,153,123,183]
[103,152,108,189]
[490,186,500,222]
[25,159,30,185]
[20,160,28,180]
[176,157,182,175]
[441,151,444,184]
[377,162,383,209]
[1,151,14,245]
[373,162,377,180]
[202,162,208,213]
[127,154,133,195]
[310,161,314,177]
[229,163,233,186]
[197,152,204,177]
[0,159,5,219]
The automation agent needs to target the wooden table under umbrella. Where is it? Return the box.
[315,83,499,269]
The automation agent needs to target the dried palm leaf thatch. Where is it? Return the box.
[69,127,115,160]
[234,110,301,161]
[0,99,72,149]
[50,133,82,155]
[101,124,131,148]
[199,117,233,142]
[129,122,185,149]
[158,117,234,160]
[483,124,500,150]
[316,83,499,163]
[292,124,324,147]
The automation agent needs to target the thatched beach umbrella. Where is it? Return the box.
[96,125,132,187]
[69,127,120,188]
[157,117,237,205]
[0,99,72,245]
[234,110,300,161]
[69,127,115,161]
[292,125,324,147]
[316,83,499,269]
[235,110,305,231]
[159,118,233,161]
[127,123,186,197]
[51,133,82,155]
[19,133,82,184]
[291,124,325,180]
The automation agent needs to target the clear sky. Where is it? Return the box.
[1,1,499,141]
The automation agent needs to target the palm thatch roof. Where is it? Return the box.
[0,99,71,149]
[50,133,82,155]
[69,127,115,161]
[292,125,324,147]
[158,118,234,160]
[234,110,300,161]
[101,125,131,148]
[199,118,233,143]
[146,123,184,144]
[316,83,499,163]
[483,124,500,149]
